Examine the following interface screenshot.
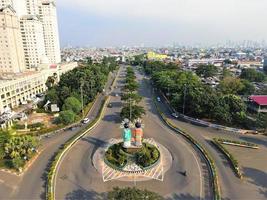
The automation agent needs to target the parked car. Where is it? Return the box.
[107,103,113,108]
[115,93,119,97]
[82,118,90,124]
[157,97,161,102]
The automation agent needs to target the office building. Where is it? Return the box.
[0,6,26,73]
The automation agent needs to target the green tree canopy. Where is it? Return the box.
[62,97,82,114]
[196,64,218,78]
[57,110,76,125]
[240,68,266,82]
[107,187,163,200]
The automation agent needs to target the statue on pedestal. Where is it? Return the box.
[122,122,132,148]
[133,121,143,147]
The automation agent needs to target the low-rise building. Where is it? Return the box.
[248,95,267,113]
[0,62,78,113]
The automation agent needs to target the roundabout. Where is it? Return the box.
[92,137,172,182]
[54,67,205,199]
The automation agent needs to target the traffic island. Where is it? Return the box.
[93,138,172,182]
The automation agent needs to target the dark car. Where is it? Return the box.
[107,103,113,108]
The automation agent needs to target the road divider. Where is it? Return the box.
[215,138,258,149]
[212,138,243,179]
[153,98,221,200]
[46,96,110,200]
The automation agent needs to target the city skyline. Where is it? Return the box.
[57,0,267,47]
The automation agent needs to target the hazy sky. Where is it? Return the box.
[56,0,267,47]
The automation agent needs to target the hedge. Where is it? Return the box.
[212,139,243,179]
[153,98,221,200]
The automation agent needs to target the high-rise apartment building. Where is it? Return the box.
[0,6,26,73]
[39,1,61,64]
[0,0,12,8]
[20,15,46,68]
[25,0,39,15]
[12,0,27,16]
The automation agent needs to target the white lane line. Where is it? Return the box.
[148,113,203,200]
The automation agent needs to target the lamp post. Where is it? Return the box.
[80,81,84,119]
[182,84,187,115]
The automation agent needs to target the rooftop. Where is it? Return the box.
[249,95,267,106]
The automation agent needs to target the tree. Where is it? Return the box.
[196,64,218,78]
[107,187,163,200]
[239,79,255,95]
[62,97,82,114]
[12,157,24,170]
[57,110,76,125]
[120,104,145,121]
[45,88,59,104]
[222,68,232,78]
[256,113,267,133]
[218,77,245,95]
[121,93,142,104]
[4,136,38,161]
[45,73,58,89]
[240,68,266,82]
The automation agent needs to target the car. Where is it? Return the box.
[157,97,161,102]
[115,93,119,97]
[107,103,113,108]
[82,118,90,124]
[172,113,179,118]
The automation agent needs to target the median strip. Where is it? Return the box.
[212,138,243,179]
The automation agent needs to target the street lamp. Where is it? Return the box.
[182,84,187,115]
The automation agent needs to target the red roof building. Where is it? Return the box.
[248,95,267,113]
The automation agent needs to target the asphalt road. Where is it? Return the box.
[0,70,117,200]
[54,66,213,200]
[154,81,267,200]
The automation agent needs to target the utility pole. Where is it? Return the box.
[183,84,187,115]
[129,97,132,122]
[80,81,84,119]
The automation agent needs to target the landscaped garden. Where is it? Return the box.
[104,142,160,170]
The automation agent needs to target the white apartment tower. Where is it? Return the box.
[0,6,26,73]
[39,1,61,64]
[20,15,46,68]
[0,0,12,8]
[25,0,39,15]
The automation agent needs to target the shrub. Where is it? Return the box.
[57,110,76,125]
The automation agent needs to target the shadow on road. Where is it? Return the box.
[243,167,267,198]
[166,193,201,200]
[82,137,108,161]
[243,167,267,188]
[102,113,121,123]
[65,189,105,200]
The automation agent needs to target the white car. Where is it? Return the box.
[172,113,179,118]
[82,118,90,124]
[157,97,161,102]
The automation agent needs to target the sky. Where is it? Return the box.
[56,0,267,47]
